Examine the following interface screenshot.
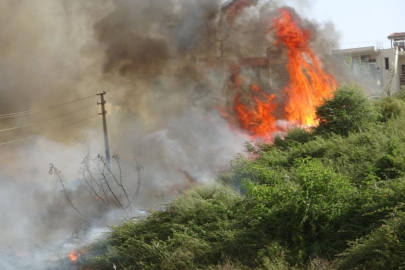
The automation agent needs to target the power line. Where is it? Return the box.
[0,114,99,148]
[0,104,98,133]
[0,94,97,119]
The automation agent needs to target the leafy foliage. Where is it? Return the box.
[376,97,405,122]
[79,86,405,269]
[316,83,378,136]
[79,186,268,269]
[337,211,405,270]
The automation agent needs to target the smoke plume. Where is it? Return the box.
[0,0,343,268]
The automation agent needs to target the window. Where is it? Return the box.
[385,57,390,70]
[369,59,377,63]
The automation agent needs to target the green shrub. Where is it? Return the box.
[245,159,356,262]
[316,83,378,136]
[78,91,405,270]
[337,211,405,270]
[376,97,405,122]
[393,88,405,101]
[274,128,314,150]
[292,159,355,222]
[367,139,405,180]
[79,186,277,269]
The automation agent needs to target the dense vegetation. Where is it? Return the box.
[78,84,405,269]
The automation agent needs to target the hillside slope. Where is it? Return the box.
[78,85,405,269]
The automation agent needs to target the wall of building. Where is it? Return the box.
[365,52,383,87]
[399,53,405,90]
[379,49,400,94]
[332,43,405,94]
[343,51,383,93]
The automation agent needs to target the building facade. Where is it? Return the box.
[332,32,405,95]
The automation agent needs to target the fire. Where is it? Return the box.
[274,8,337,126]
[68,250,80,262]
[233,84,278,138]
[225,66,278,140]
[224,8,337,139]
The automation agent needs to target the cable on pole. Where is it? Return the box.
[0,114,99,147]
[0,94,97,119]
[0,104,98,133]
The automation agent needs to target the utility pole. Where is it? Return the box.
[97,91,111,168]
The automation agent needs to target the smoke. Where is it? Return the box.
[0,0,345,268]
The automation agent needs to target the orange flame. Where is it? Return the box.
[69,250,80,262]
[223,9,337,139]
[234,84,278,138]
[274,8,337,126]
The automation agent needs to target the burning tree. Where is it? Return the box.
[223,8,337,141]
[274,8,337,127]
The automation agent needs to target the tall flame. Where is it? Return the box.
[274,8,337,126]
[225,8,337,139]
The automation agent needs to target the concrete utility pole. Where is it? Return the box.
[97,91,111,168]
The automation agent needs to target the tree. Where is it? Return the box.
[315,83,378,136]
[49,154,143,223]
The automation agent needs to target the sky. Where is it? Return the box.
[295,0,405,49]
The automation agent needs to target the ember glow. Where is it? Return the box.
[68,250,80,262]
[274,8,337,127]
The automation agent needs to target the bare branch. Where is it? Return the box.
[82,174,109,207]
[96,157,128,216]
[131,162,143,204]
[111,155,132,213]
[49,164,92,223]
[84,159,112,206]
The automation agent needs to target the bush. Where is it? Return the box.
[337,211,405,270]
[79,186,274,269]
[245,159,356,262]
[316,83,378,136]
[393,88,405,101]
[376,97,405,122]
[274,128,314,150]
[78,93,405,270]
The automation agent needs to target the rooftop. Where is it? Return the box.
[332,46,376,55]
[388,32,405,40]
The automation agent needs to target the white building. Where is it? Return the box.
[332,32,405,95]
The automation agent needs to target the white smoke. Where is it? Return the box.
[0,0,343,268]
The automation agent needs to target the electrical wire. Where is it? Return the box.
[0,114,99,147]
[0,104,98,133]
[0,94,97,119]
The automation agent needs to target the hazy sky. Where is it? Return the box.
[293,0,405,49]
